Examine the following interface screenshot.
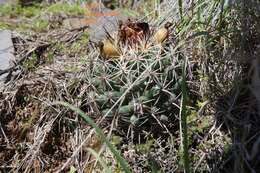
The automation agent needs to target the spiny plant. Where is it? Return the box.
[69,17,186,141]
[84,44,184,138]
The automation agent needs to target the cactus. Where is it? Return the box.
[85,20,184,133]
[85,45,184,132]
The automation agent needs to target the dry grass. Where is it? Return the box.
[0,0,259,172]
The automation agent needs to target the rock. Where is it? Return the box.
[86,1,127,42]
[87,13,126,42]
[63,1,127,42]
[0,30,15,82]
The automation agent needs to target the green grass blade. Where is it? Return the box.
[179,59,190,173]
[56,101,132,173]
[178,0,183,19]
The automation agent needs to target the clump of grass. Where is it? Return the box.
[0,3,42,18]
[31,19,49,32]
[0,1,85,32]
[0,22,10,29]
[0,2,84,18]
[47,2,84,16]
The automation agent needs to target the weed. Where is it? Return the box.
[22,53,38,70]
[46,52,54,64]
[0,22,10,29]
[32,19,49,32]
[47,2,84,16]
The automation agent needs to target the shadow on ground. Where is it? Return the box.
[209,3,260,172]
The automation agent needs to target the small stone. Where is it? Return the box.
[0,30,15,82]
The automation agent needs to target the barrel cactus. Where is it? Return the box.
[84,46,184,138]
